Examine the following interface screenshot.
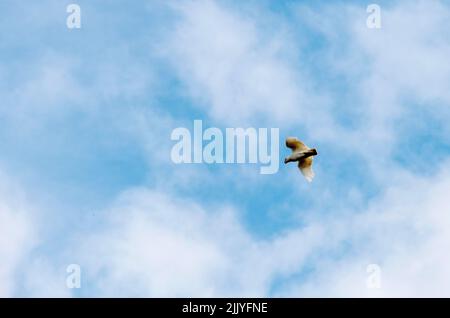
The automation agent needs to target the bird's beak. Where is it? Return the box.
[309,149,318,156]
[284,158,288,164]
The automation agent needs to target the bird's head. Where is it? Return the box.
[284,157,289,164]
[311,148,318,156]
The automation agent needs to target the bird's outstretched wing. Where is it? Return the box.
[286,137,310,153]
[298,157,315,182]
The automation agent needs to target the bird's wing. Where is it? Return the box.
[298,157,315,182]
[286,137,309,153]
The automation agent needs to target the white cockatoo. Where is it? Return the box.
[284,137,318,182]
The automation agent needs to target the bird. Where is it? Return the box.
[284,137,318,182]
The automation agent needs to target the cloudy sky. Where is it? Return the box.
[1,0,450,297]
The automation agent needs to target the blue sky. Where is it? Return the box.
[1,0,450,297]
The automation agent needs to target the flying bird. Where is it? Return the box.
[284,137,318,182]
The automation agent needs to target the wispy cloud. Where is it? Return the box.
[0,171,35,297]
[1,0,450,297]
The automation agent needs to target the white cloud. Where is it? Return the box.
[285,1,450,186]
[0,170,72,297]
[164,0,327,127]
[27,0,450,297]
[69,160,450,297]
[75,188,324,297]
[314,1,449,140]
[0,171,35,297]
[22,258,72,297]
[353,0,450,141]
[1,0,450,298]
[162,0,450,178]
[281,162,450,297]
